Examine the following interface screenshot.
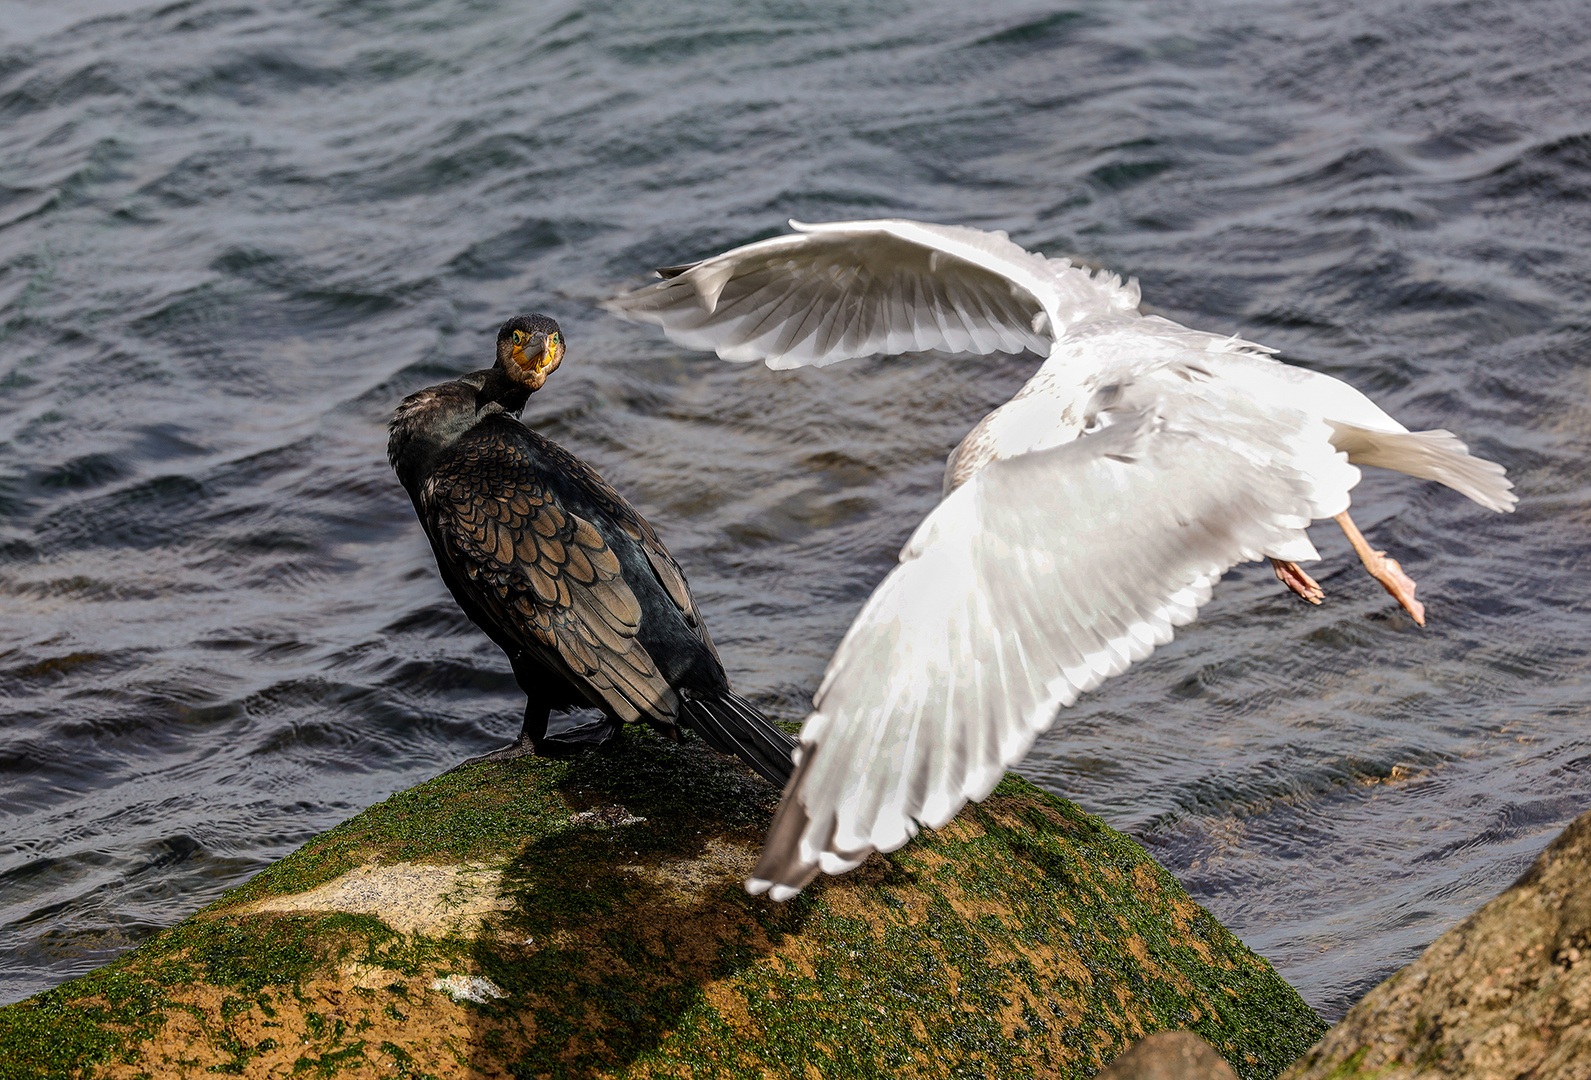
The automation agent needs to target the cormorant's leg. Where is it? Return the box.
[535,706,620,756]
[449,652,627,774]
[520,698,552,748]
[1334,511,1425,626]
[1270,558,1324,605]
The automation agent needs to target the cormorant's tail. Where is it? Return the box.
[680,690,798,787]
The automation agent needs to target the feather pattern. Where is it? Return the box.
[422,424,677,724]
[600,219,1138,367]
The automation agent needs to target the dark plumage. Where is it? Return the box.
[388,314,797,785]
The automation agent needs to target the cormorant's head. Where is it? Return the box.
[495,313,565,392]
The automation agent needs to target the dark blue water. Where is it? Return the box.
[2,0,1589,1021]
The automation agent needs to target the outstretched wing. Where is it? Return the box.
[747,386,1356,899]
[423,425,678,724]
[602,219,1140,369]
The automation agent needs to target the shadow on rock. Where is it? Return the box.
[456,736,836,1076]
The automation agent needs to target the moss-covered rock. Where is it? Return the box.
[0,729,1325,1079]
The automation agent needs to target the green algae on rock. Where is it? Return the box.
[0,730,1326,1080]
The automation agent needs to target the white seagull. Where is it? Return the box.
[602,218,1516,900]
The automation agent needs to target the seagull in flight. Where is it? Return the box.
[603,218,1516,900]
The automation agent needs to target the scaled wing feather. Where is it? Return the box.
[425,426,678,724]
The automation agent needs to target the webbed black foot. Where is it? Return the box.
[446,732,540,774]
[543,712,620,752]
[446,716,619,774]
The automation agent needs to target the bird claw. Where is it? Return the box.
[1334,510,1427,627]
[1271,558,1324,605]
[1368,552,1425,627]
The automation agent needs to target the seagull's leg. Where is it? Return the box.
[1270,558,1324,605]
[1334,511,1425,626]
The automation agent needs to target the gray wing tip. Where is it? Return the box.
[597,288,644,312]
[744,877,806,902]
[598,287,666,321]
[747,747,827,901]
[1486,471,1519,513]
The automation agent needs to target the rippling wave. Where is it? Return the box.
[2,0,1589,1018]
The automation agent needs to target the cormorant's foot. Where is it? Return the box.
[530,734,607,758]
[544,713,619,748]
[445,733,540,774]
[447,718,619,774]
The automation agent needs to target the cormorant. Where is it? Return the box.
[387,313,796,786]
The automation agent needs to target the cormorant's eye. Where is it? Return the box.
[512,330,526,346]
[550,332,562,347]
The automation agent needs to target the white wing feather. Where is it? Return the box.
[601,219,1140,369]
[746,395,1343,899]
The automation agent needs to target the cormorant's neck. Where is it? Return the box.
[475,364,532,415]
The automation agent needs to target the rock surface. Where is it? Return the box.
[1284,808,1591,1080]
[0,729,1325,1079]
[1097,1030,1241,1080]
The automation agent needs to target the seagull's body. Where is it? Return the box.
[604,219,1515,899]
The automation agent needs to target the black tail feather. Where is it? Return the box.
[679,690,798,787]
